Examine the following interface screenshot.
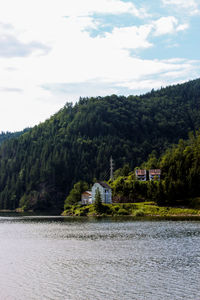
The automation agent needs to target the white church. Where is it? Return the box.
[81,181,112,205]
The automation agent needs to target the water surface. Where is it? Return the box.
[0,216,199,300]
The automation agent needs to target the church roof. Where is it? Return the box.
[97,181,111,190]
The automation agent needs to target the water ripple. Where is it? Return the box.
[0,218,199,299]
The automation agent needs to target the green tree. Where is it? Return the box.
[65,181,89,206]
[94,188,104,214]
[114,164,131,179]
[142,151,159,169]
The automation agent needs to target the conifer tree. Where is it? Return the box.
[94,188,104,214]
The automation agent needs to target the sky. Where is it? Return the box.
[0,0,200,131]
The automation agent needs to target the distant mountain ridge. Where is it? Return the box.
[0,128,30,145]
[0,78,200,211]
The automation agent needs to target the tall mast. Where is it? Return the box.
[110,156,114,181]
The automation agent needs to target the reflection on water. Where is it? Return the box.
[0,216,199,300]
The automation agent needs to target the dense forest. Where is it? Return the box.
[110,132,200,207]
[1,78,200,211]
[0,129,30,145]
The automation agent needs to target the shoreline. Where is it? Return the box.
[62,201,200,219]
[1,201,200,221]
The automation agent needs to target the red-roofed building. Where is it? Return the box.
[135,169,147,181]
[81,191,92,204]
[149,169,161,181]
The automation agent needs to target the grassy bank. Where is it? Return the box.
[62,202,200,218]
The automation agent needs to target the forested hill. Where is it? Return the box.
[1,78,200,211]
[0,128,30,146]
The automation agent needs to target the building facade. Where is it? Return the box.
[81,191,92,205]
[149,169,161,181]
[135,169,147,181]
[91,182,112,204]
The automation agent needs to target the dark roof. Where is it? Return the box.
[97,181,111,189]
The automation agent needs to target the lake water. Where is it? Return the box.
[0,216,199,300]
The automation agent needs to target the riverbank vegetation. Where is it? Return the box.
[64,132,200,211]
[62,201,200,217]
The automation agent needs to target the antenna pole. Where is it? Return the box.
[110,156,114,181]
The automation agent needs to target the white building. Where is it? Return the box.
[92,182,112,204]
[81,191,92,205]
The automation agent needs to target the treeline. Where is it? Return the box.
[0,128,30,146]
[111,132,200,207]
[0,78,200,211]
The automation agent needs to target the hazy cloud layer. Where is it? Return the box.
[0,87,23,93]
[0,34,50,58]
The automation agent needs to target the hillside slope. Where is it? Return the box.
[0,78,200,211]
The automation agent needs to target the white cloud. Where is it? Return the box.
[40,55,198,99]
[99,24,153,50]
[176,23,189,31]
[153,16,189,36]
[120,79,167,91]
[162,0,200,15]
[64,0,149,18]
[153,17,178,36]
[0,0,198,131]
[0,0,147,24]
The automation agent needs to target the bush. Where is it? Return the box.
[132,209,145,217]
[65,181,89,206]
[64,204,72,210]
[117,208,129,215]
[79,206,89,216]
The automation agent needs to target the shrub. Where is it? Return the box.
[64,204,72,210]
[79,207,89,216]
[117,208,129,215]
[132,209,145,217]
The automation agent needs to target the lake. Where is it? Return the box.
[0,215,199,300]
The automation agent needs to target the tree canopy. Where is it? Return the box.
[111,132,200,207]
